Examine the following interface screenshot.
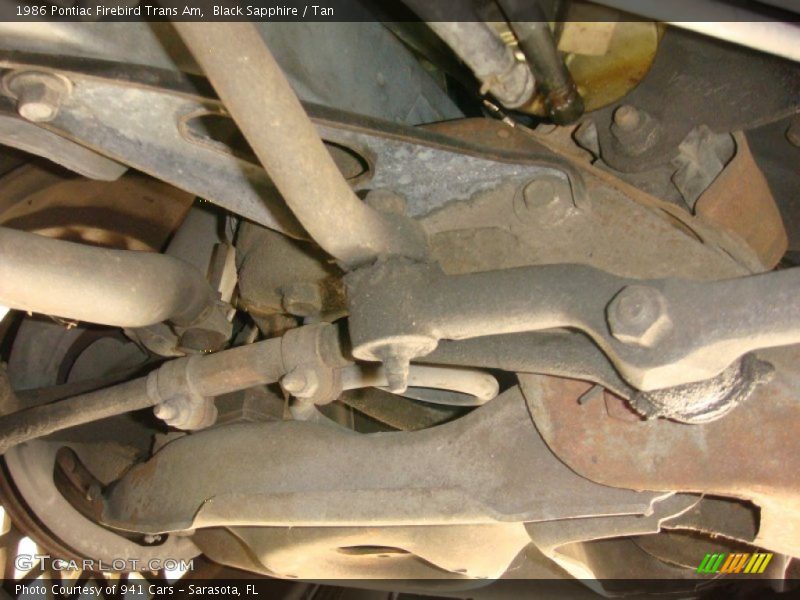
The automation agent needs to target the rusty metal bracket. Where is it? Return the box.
[518,343,800,558]
[0,52,584,242]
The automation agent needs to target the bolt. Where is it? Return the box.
[522,179,558,211]
[281,369,307,394]
[153,402,177,422]
[516,177,574,225]
[610,105,660,157]
[281,367,319,399]
[4,72,70,123]
[380,349,411,394]
[18,84,59,122]
[786,116,800,148]
[606,285,672,347]
[613,105,642,131]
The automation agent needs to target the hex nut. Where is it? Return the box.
[610,105,660,156]
[607,285,672,347]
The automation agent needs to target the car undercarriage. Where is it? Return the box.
[0,2,798,597]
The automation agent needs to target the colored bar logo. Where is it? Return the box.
[696,552,773,574]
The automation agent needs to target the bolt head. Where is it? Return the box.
[515,177,575,225]
[281,369,307,394]
[607,285,672,347]
[614,105,641,131]
[523,179,557,210]
[4,72,70,123]
[610,105,660,156]
[154,402,177,421]
[281,367,319,398]
[381,351,411,394]
[18,87,59,122]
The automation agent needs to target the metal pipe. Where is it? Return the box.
[340,364,499,406]
[507,21,583,124]
[173,23,426,269]
[0,375,154,455]
[0,227,218,328]
[400,0,536,109]
[0,335,287,454]
[496,0,584,124]
[425,22,535,109]
[420,332,634,399]
[401,0,535,108]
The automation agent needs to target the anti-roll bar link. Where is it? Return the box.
[346,260,800,392]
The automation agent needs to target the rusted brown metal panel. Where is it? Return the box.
[695,132,788,269]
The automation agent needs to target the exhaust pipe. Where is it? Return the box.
[0,226,222,330]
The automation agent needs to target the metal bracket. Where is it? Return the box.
[0,52,582,237]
